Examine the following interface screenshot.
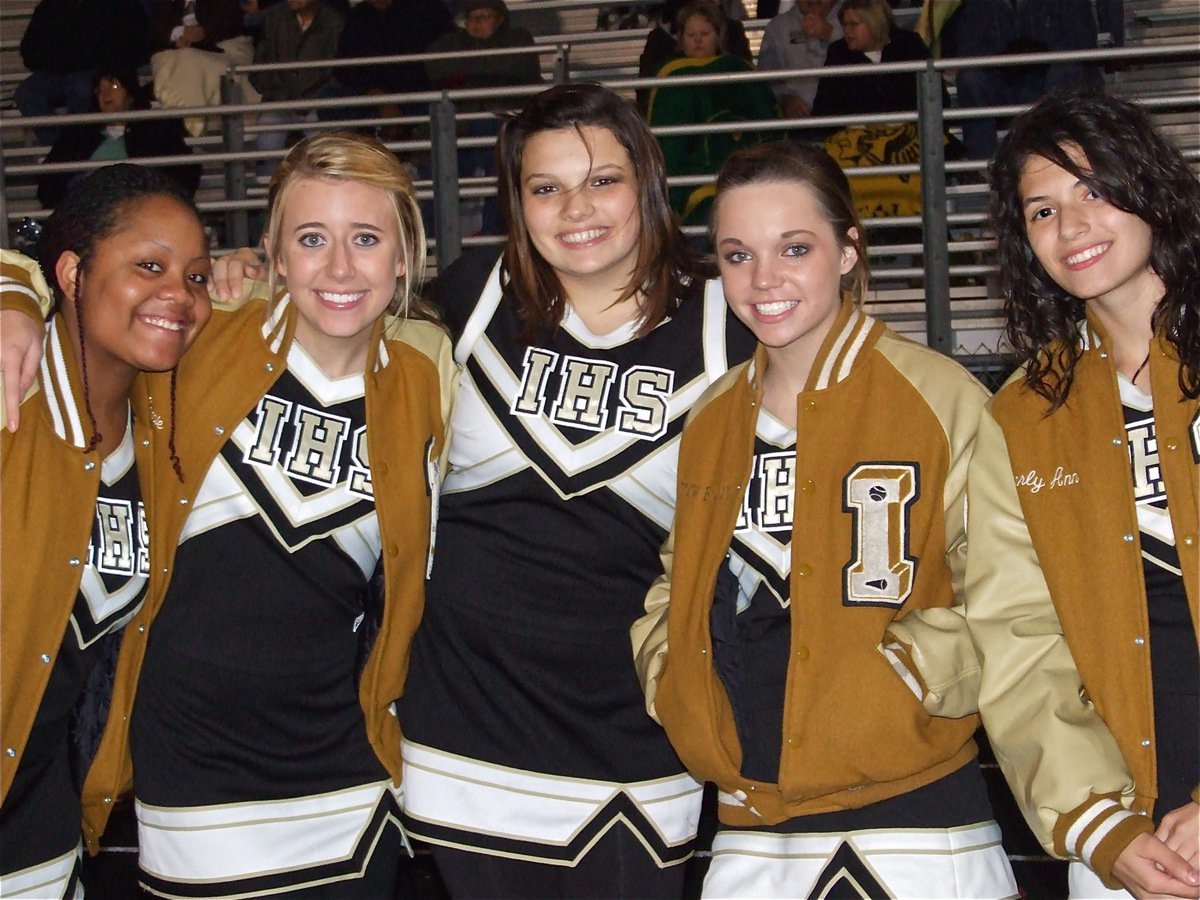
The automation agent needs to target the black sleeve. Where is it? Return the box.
[810,40,850,118]
[129,119,202,200]
[429,246,504,343]
[38,126,103,209]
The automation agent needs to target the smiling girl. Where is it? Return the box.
[393,83,755,897]
[1,165,212,899]
[966,92,1200,899]
[2,132,455,898]
[633,141,1017,898]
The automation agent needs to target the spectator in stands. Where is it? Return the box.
[811,0,930,121]
[37,67,201,209]
[426,0,541,92]
[426,0,543,234]
[16,0,149,145]
[637,0,751,113]
[812,0,945,236]
[946,0,1125,160]
[249,0,343,161]
[757,0,842,120]
[325,0,452,140]
[147,0,261,138]
[648,0,776,227]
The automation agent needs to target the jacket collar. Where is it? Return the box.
[745,301,879,395]
[1077,311,1180,364]
[265,292,392,374]
[39,314,93,448]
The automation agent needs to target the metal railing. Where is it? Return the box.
[2,40,1197,357]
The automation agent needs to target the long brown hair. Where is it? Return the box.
[495,83,700,342]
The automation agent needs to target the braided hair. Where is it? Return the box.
[38,163,204,475]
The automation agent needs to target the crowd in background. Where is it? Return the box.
[13,0,1126,233]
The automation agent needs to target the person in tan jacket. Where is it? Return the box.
[1,166,212,898]
[633,141,1017,898]
[967,92,1199,898]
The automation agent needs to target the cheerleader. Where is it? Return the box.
[1,165,211,898]
[633,140,1018,898]
[966,92,1200,898]
[394,83,755,897]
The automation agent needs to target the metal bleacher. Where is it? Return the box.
[0,2,1196,355]
[0,3,1198,898]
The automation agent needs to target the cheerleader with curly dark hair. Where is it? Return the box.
[967,91,1200,898]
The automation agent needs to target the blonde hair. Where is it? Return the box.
[838,0,892,49]
[264,131,436,321]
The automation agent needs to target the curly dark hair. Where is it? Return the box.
[496,83,700,342]
[989,90,1200,407]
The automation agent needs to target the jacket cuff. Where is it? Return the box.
[878,636,927,703]
[1055,794,1154,889]
[1,251,52,321]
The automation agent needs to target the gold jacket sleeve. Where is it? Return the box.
[631,527,675,724]
[884,385,980,720]
[965,404,1151,886]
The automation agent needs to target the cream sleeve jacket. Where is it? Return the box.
[1,252,458,853]
[632,303,989,826]
[965,318,1198,888]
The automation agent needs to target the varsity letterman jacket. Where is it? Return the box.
[1,259,456,853]
[0,255,166,806]
[966,317,1199,887]
[632,304,988,826]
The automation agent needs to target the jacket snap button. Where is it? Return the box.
[40,654,51,663]
[4,748,14,758]
[84,461,95,471]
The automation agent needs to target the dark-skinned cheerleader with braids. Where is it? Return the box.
[2,132,455,899]
[0,164,213,898]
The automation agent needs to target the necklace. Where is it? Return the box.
[1129,351,1151,384]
